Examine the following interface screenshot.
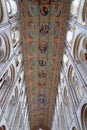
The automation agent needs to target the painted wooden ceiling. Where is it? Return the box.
[19,0,70,130]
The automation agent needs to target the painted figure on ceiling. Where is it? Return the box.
[40,6,49,16]
[39,41,48,53]
[39,81,46,87]
[39,23,49,35]
[39,57,47,67]
[38,70,47,78]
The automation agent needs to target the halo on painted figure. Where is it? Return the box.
[40,5,49,16]
[38,23,49,35]
[39,41,48,53]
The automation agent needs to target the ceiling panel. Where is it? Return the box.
[19,0,70,130]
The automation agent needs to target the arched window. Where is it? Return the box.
[0,125,6,130]
[82,0,87,24]
[72,34,87,63]
[0,1,2,22]
[0,34,10,62]
[68,65,83,103]
[6,90,18,126]
[0,64,15,108]
[72,127,77,130]
[81,104,87,130]
[72,75,83,101]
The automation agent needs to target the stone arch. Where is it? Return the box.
[81,104,87,130]
[72,74,83,102]
[0,33,10,62]
[72,33,87,63]
[73,34,83,61]
[6,86,18,125]
[68,65,83,103]
[10,64,15,85]
[0,64,15,103]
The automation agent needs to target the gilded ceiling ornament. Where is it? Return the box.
[38,41,48,53]
[38,70,47,78]
[28,4,38,16]
[29,22,37,37]
[40,5,49,16]
[38,57,47,67]
[19,0,70,129]
[38,23,49,35]
[51,3,61,16]
[38,98,46,104]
